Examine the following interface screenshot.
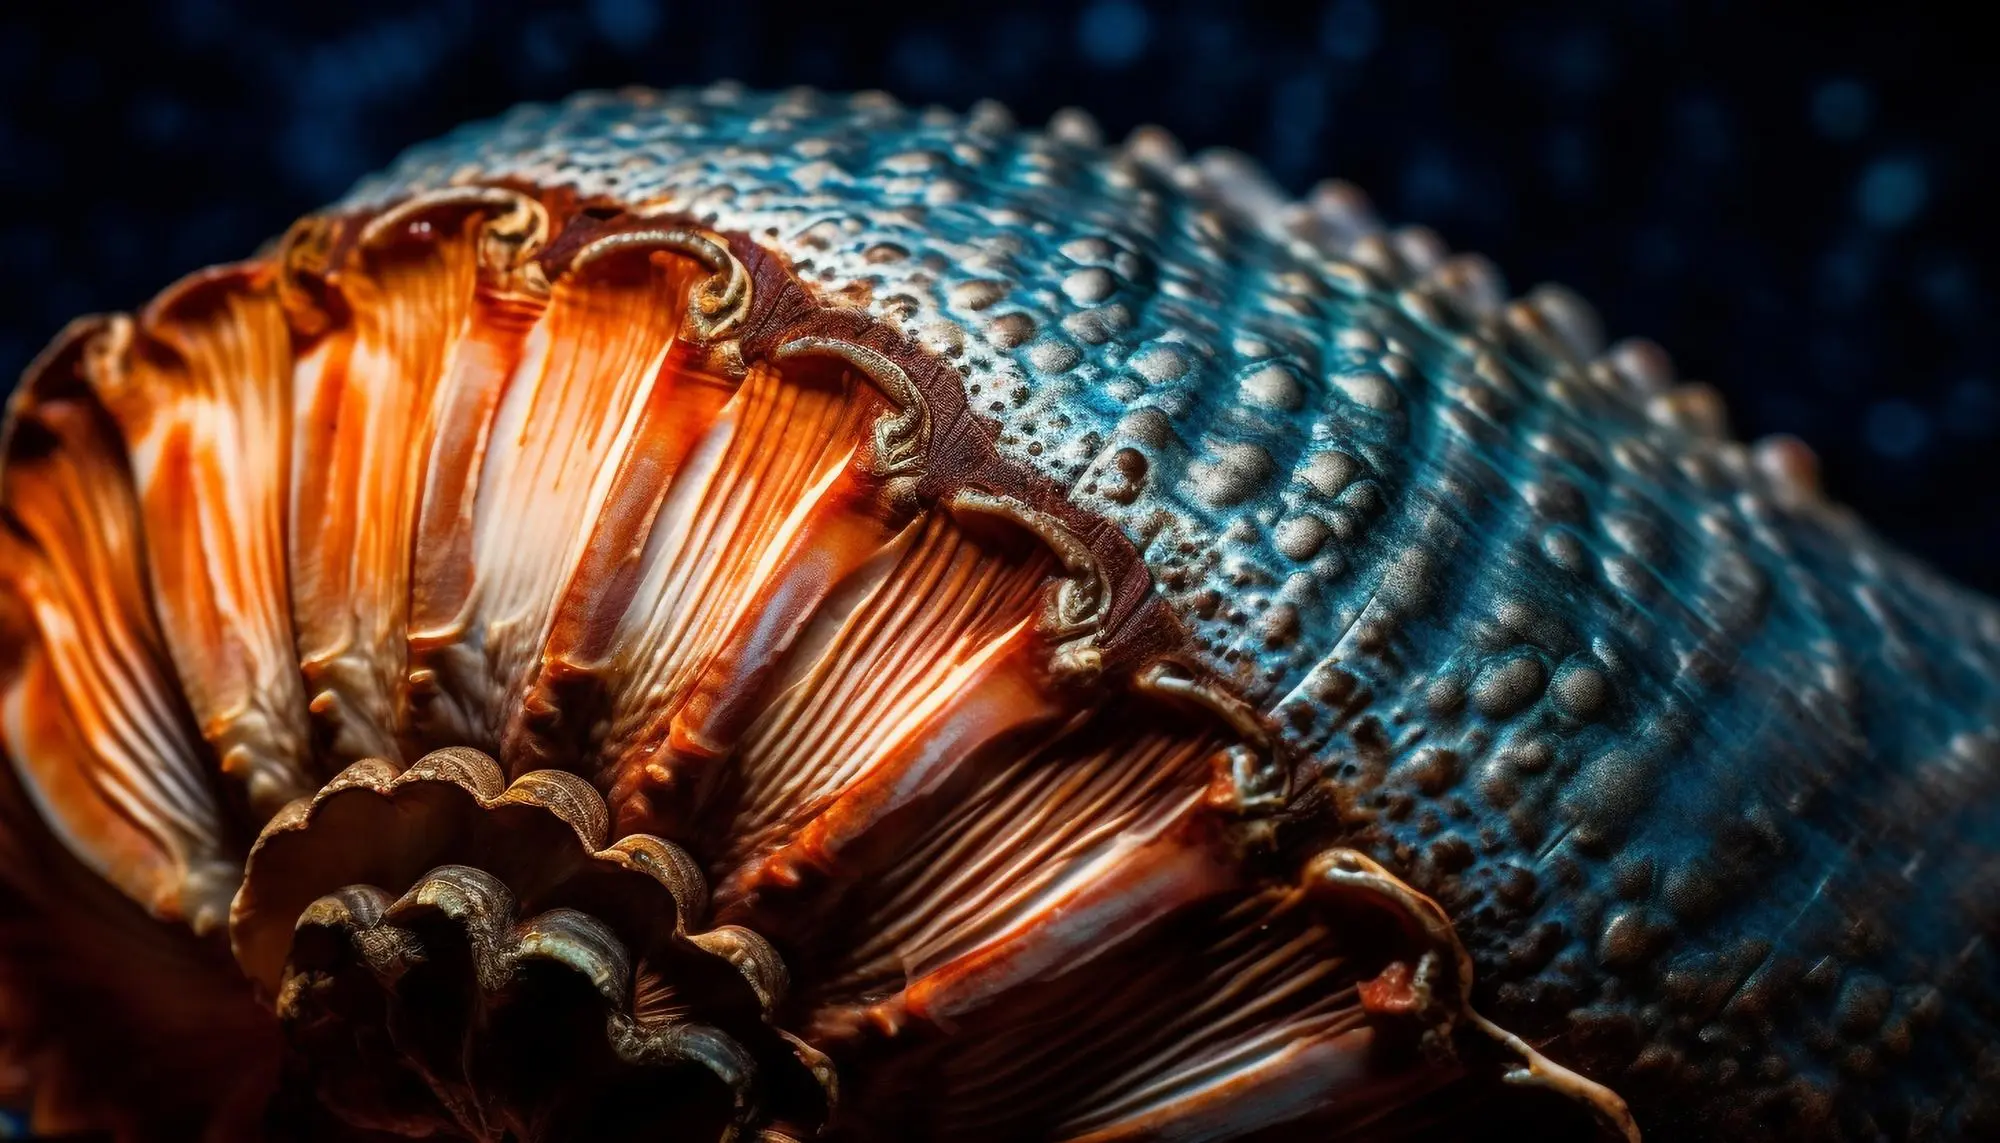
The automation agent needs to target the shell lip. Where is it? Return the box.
[235,748,832,1139]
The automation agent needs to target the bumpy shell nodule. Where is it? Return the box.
[1,85,1995,1143]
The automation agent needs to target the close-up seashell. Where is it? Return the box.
[0,85,1995,1142]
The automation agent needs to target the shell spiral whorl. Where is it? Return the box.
[0,84,1995,1141]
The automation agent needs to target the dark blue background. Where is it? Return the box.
[4,1,1996,591]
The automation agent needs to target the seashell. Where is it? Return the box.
[1,86,1995,1142]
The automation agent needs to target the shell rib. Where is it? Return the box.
[1,84,1997,1142]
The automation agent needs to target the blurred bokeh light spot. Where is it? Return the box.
[1857,155,1930,229]
[1865,398,1932,460]
[589,0,662,51]
[1946,379,2000,439]
[1318,0,1379,63]
[1811,78,1874,141]
[1076,1,1151,69]
[889,29,956,98]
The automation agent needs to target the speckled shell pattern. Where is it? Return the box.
[332,86,2000,1140]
